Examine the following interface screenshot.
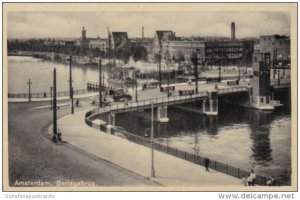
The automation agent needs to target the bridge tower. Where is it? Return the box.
[251,53,274,110]
[202,89,218,115]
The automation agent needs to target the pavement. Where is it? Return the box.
[58,108,242,187]
[7,101,158,188]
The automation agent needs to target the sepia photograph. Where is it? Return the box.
[2,2,297,192]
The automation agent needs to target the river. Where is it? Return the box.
[115,104,291,185]
[8,56,108,93]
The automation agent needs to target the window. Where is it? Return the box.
[260,98,264,103]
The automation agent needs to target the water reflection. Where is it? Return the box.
[248,110,273,168]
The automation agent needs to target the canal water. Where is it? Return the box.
[115,104,291,185]
[8,56,108,93]
[8,56,291,184]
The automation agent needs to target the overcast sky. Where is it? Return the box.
[7,11,290,39]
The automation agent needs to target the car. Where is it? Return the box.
[113,93,132,102]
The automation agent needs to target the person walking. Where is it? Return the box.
[204,157,210,172]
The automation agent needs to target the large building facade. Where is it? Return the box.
[151,27,253,65]
[204,40,254,65]
[259,35,290,67]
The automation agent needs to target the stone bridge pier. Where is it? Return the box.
[202,90,218,116]
[156,106,169,123]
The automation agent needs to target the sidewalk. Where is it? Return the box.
[8,92,98,103]
[57,108,242,187]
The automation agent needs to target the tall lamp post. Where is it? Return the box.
[158,42,162,89]
[53,68,57,137]
[150,101,155,177]
[135,71,138,102]
[27,78,32,102]
[69,55,74,114]
[99,58,102,108]
[50,86,53,110]
[191,50,199,94]
[165,47,171,98]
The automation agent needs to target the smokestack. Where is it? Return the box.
[142,26,144,40]
[231,22,235,41]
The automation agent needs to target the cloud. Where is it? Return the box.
[7,11,290,39]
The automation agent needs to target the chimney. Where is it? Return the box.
[231,22,235,41]
[142,26,144,40]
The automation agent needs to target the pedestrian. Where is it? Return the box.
[247,173,253,186]
[242,176,247,186]
[250,169,256,186]
[57,129,62,143]
[271,176,277,186]
[43,91,47,98]
[52,134,57,144]
[266,179,272,186]
[76,99,79,107]
[204,157,210,172]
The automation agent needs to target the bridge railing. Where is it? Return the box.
[218,86,248,95]
[8,89,93,99]
[109,127,283,186]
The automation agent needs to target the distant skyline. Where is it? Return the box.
[7,11,290,39]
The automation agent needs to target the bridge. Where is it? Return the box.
[86,85,253,128]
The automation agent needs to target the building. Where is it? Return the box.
[204,40,254,65]
[111,32,129,51]
[152,30,176,56]
[161,40,205,62]
[259,35,290,67]
[129,38,153,53]
[89,38,108,51]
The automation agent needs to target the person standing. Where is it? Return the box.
[247,173,253,186]
[250,169,256,186]
[204,158,210,172]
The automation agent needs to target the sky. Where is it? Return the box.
[7,11,290,39]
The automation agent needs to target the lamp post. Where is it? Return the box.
[99,58,102,108]
[135,72,138,102]
[150,101,155,177]
[158,42,162,89]
[69,55,74,114]
[53,68,57,137]
[165,48,171,98]
[191,50,199,94]
[50,86,53,110]
[26,78,32,102]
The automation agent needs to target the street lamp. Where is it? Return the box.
[26,78,32,102]
[99,58,102,108]
[50,86,53,110]
[191,50,199,94]
[53,68,57,139]
[150,101,155,177]
[69,55,74,114]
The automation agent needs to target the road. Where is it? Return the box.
[7,99,158,187]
